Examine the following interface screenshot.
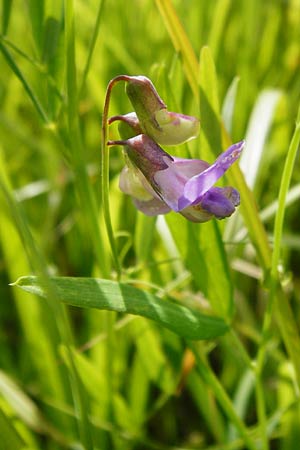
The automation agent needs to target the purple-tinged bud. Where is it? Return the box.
[125,76,166,119]
[153,109,200,145]
[124,76,200,145]
[109,112,142,136]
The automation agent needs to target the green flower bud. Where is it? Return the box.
[125,76,200,145]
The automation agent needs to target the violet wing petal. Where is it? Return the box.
[200,187,240,218]
[172,157,210,177]
[179,141,245,209]
[153,158,210,211]
[154,165,188,211]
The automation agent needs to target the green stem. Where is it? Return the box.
[228,329,253,370]
[189,342,257,450]
[100,75,134,446]
[255,375,269,450]
[101,75,133,279]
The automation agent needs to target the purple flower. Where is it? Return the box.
[108,134,244,223]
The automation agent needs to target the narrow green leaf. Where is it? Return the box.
[59,346,108,408]
[222,76,240,134]
[271,104,300,387]
[2,0,13,34]
[134,214,156,264]
[13,276,229,340]
[155,0,199,97]
[196,47,233,318]
[166,213,233,319]
[208,0,232,60]
[79,0,105,96]
[192,222,233,318]
[187,371,225,442]
[240,89,281,190]
[0,407,25,450]
[128,353,150,428]
[26,0,44,55]
[42,14,64,117]
[132,318,177,393]
[199,45,222,159]
[0,40,49,124]
[271,103,300,281]
[0,369,71,446]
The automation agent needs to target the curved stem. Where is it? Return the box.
[101,76,132,279]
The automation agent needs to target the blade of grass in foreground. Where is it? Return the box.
[253,103,300,450]
[258,103,300,386]
[12,276,229,340]
[0,157,93,449]
[0,149,71,408]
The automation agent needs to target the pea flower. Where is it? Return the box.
[108,134,244,223]
[109,75,200,145]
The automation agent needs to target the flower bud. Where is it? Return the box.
[108,112,142,137]
[125,76,200,145]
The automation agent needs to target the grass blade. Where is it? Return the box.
[0,39,49,124]
[79,0,105,97]
[1,0,13,34]
[0,407,25,450]
[240,90,281,189]
[155,0,272,271]
[155,0,199,97]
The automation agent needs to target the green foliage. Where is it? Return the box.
[1,1,300,449]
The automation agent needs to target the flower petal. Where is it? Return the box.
[179,141,245,209]
[200,187,240,218]
[133,197,171,216]
[153,109,200,145]
[154,158,209,211]
[119,165,155,201]
[119,164,170,215]
[172,157,210,177]
[180,204,213,223]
